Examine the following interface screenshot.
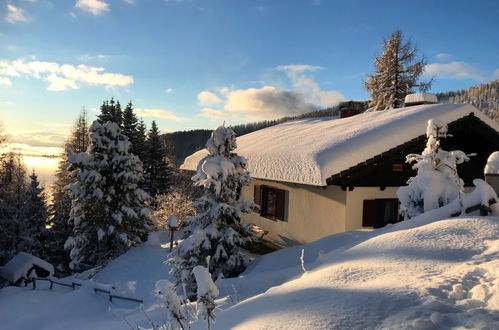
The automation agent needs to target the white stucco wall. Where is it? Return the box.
[240,179,347,247]
[485,174,499,195]
[344,187,400,231]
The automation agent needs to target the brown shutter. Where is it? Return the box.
[254,185,261,207]
[275,189,286,221]
[362,200,377,227]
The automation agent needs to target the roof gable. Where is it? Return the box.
[181,104,499,186]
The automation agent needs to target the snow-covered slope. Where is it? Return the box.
[182,103,498,186]
[1,215,498,329]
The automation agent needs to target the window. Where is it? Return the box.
[254,185,287,221]
[362,198,400,228]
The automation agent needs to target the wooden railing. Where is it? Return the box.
[451,198,497,217]
[31,277,143,304]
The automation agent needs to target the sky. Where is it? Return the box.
[0,0,498,184]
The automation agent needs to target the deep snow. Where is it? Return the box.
[1,215,499,329]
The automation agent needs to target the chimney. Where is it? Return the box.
[404,93,438,106]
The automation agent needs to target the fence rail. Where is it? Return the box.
[31,277,143,304]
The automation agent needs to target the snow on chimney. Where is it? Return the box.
[404,93,438,106]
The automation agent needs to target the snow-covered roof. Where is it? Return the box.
[181,104,499,186]
[485,151,499,175]
[0,252,54,283]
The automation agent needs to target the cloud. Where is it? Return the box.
[224,86,316,120]
[278,64,344,106]
[164,88,173,94]
[199,108,229,121]
[78,53,108,62]
[8,131,67,148]
[0,58,133,90]
[6,4,29,23]
[134,108,182,121]
[75,0,109,16]
[435,53,452,60]
[0,77,12,86]
[424,61,485,81]
[123,0,134,4]
[493,69,499,80]
[198,90,222,106]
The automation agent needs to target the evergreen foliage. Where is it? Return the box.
[97,98,123,127]
[167,125,256,296]
[144,120,171,197]
[65,120,151,271]
[0,153,47,263]
[48,109,90,274]
[364,30,432,110]
[397,119,472,219]
[437,80,498,122]
[122,101,141,156]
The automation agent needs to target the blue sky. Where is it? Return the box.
[1,0,498,154]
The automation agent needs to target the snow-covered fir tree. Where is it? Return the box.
[65,120,151,271]
[167,125,256,296]
[397,119,472,219]
[364,30,432,110]
[48,110,90,274]
[144,120,171,198]
[155,280,189,330]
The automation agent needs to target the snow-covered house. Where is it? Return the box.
[182,103,499,247]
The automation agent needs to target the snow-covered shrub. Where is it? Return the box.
[167,125,256,297]
[155,280,188,330]
[193,265,218,330]
[65,121,152,271]
[397,119,473,219]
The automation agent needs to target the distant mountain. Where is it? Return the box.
[165,81,498,166]
[436,80,498,122]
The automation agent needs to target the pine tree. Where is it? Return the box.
[364,30,432,110]
[122,101,141,155]
[47,110,90,274]
[22,170,48,258]
[144,120,171,197]
[134,119,148,163]
[397,119,471,219]
[0,152,28,263]
[167,125,256,297]
[98,98,123,127]
[65,120,151,271]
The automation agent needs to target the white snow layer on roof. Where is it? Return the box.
[0,252,54,283]
[181,103,499,186]
[485,151,499,175]
[404,92,438,104]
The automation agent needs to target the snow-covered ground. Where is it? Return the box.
[1,215,499,329]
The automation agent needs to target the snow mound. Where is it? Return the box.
[182,103,498,186]
[485,151,499,175]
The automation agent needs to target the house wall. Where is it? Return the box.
[240,179,347,247]
[344,187,400,231]
[485,174,499,195]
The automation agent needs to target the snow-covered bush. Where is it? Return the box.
[193,265,218,330]
[155,280,188,330]
[167,125,256,297]
[65,121,152,271]
[397,119,473,219]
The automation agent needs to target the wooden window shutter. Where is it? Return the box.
[362,200,377,227]
[275,189,286,221]
[254,185,261,207]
